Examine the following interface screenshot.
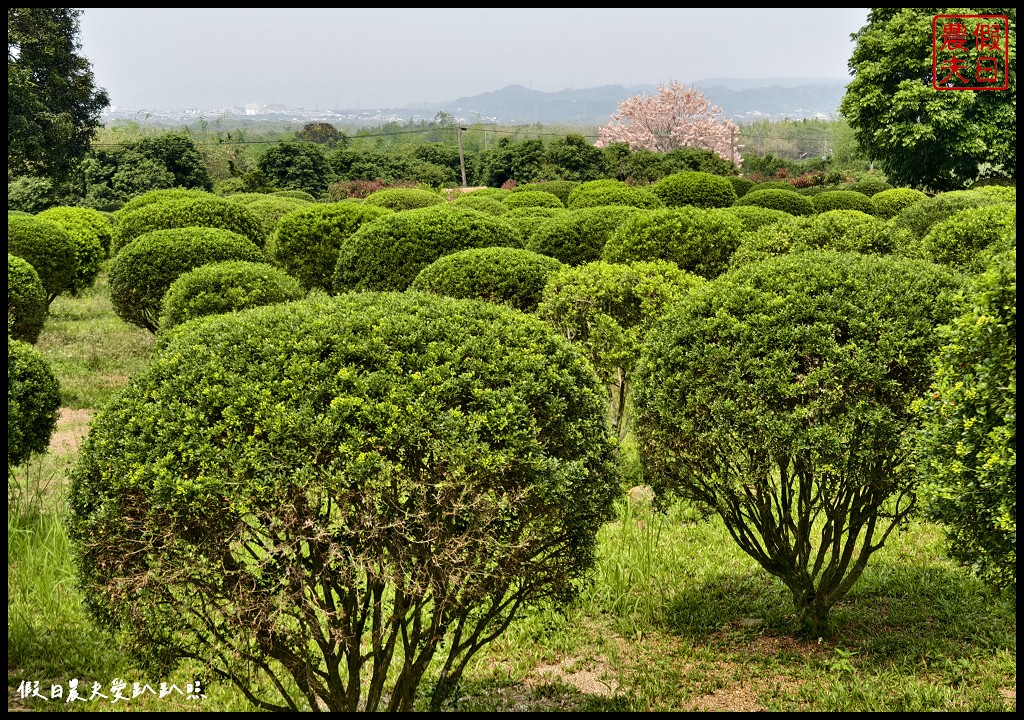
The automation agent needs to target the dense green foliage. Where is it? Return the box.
[811,189,878,215]
[107,227,264,332]
[633,251,962,635]
[718,205,795,232]
[159,260,305,332]
[225,194,313,243]
[113,194,265,253]
[502,189,564,209]
[652,171,738,209]
[602,207,744,278]
[502,206,567,246]
[527,206,643,266]
[34,206,106,295]
[727,176,756,198]
[512,180,579,205]
[732,188,816,216]
[67,291,619,711]
[362,187,446,212]
[916,250,1016,593]
[840,8,1016,190]
[845,176,893,197]
[334,205,521,292]
[872,187,928,220]
[7,254,48,344]
[921,204,1016,273]
[7,213,78,304]
[410,247,564,312]
[450,194,508,216]
[894,189,1008,240]
[255,141,333,197]
[8,337,61,467]
[566,180,665,210]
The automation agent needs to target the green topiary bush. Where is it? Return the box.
[68,291,619,712]
[527,206,643,266]
[811,190,878,215]
[270,202,392,291]
[410,247,564,312]
[752,180,797,191]
[8,338,61,467]
[845,176,894,197]
[602,207,744,279]
[271,189,317,202]
[502,189,565,210]
[35,206,108,295]
[652,171,738,209]
[118,188,222,215]
[159,260,305,332]
[633,251,962,636]
[334,205,522,292]
[7,214,78,305]
[921,203,1016,273]
[362,187,445,212]
[513,180,579,205]
[915,249,1016,593]
[718,205,795,232]
[502,207,567,247]
[566,180,665,210]
[537,260,704,441]
[450,194,509,216]
[113,195,265,254]
[893,189,1004,240]
[732,188,816,216]
[226,194,313,243]
[8,254,48,344]
[872,187,929,220]
[107,227,264,332]
[728,176,757,198]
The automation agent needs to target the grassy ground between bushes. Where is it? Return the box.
[8,271,1016,712]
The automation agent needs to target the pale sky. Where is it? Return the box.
[78,8,871,111]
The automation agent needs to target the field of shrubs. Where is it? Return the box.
[8,161,1016,711]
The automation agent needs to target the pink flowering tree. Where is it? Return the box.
[596,81,740,167]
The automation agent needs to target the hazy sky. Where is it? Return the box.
[78,8,871,111]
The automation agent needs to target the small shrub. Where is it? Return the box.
[119,188,221,215]
[872,187,929,220]
[35,206,108,294]
[502,189,565,209]
[845,176,894,196]
[8,338,61,467]
[752,180,796,192]
[502,207,567,247]
[411,247,564,312]
[527,206,643,266]
[732,188,816,216]
[718,205,795,232]
[113,195,265,253]
[450,194,509,216]
[921,203,1016,273]
[602,207,744,279]
[334,205,522,292]
[728,176,756,198]
[36,205,114,257]
[811,190,878,215]
[566,180,665,210]
[513,180,579,205]
[226,195,314,250]
[652,171,738,209]
[107,227,264,332]
[8,254,48,344]
[362,187,445,212]
[893,189,1004,240]
[271,189,317,202]
[7,214,78,305]
[159,260,305,332]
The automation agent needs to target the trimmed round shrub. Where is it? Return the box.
[411,247,564,312]
[273,202,393,291]
[450,194,509,216]
[271,189,317,202]
[67,291,619,712]
[753,180,797,191]
[971,185,1016,203]
[113,195,265,253]
[718,205,795,232]
[8,254,48,344]
[633,251,962,635]
[334,205,522,292]
[8,338,61,467]
[513,180,579,205]
[118,188,221,215]
[537,260,704,441]
[566,180,665,210]
[108,227,264,332]
[362,187,445,212]
[159,260,305,332]
[226,195,313,245]
[460,187,511,201]
[602,207,744,279]
[893,189,1004,240]
[527,206,643,266]
[811,190,878,215]
[7,214,78,304]
[35,206,108,295]
[502,189,564,210]
[503,207,567,247]
[845,176,893,196]
[732,188,816,216]
[872,187,928,220]
[921,203,1016,273]
[652,171,738,209]
[916,249,1016,593]
[728,176,756,198]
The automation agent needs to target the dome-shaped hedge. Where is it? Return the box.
[334,205,522,292]
[8,338,61,467]
[527,206,644,266]
[410,247,564,312]
[566,180,665,210]
[362,187,445,212]
[921,203,1016,273]
[450,194,509,216]
[845,176,893,196]
[752,180,797,192]
[159,260,306,332]
[872,188,928,220]
[7,214,78,304]
[113,195,265,254]
[602,207,744,278]
[227,194,313,242]
[271,189,317,202]
[719,205,795,232]
[502,190,564,210]
[119,188,220,215]
[513,180,579,205]
[652,171,738,209]
[273,202,392,291]
[35,206,108,295]
[503,207,567,247]
[67,291,618,712]
[893,189,1004,240]
[728,176,757,198]
[8,254,48,344]
[732,188,816,216]
[108,227,264,332]
[811,190,878,215]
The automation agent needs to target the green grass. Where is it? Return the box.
[7,272,1016,712]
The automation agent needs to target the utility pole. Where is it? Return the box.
[457,126,468,188]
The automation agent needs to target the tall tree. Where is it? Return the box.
[840,8,1016,191]
[8,8,109,182]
